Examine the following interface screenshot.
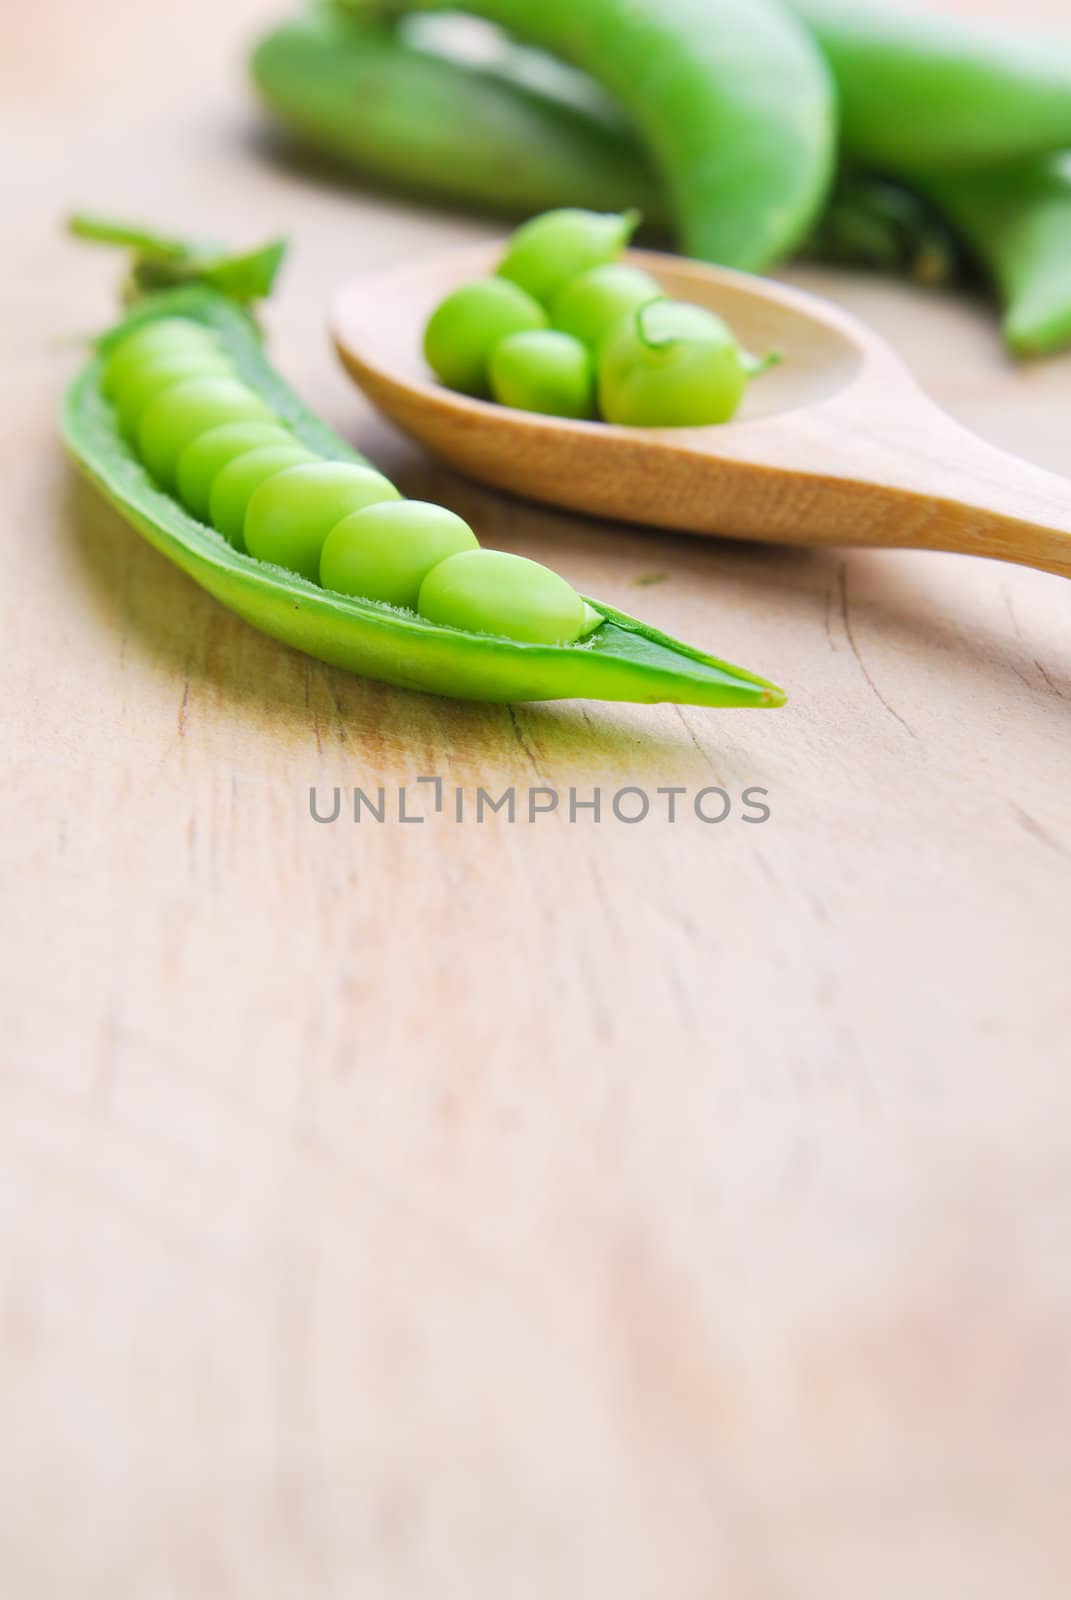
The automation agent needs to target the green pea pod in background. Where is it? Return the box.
[252,5,1071,355]
[253,9,959,283]
[915,160,1071,359]
[352,0,837,272]
[791,1,1071,353]
[252,8,667,222]
[793,0,1071,174]
[63,223,785,710]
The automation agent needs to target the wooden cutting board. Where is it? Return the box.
[2,0,1068,1594]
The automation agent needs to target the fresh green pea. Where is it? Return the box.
[114,348,234,439]
[244,461,401,581]
[497,207,639,305]
[67,223,787,710]
[417,547,589,644]
[102,317,221,399]
[489,329,596,419]
[138,377,274,486]
[550,262,663,349]
[424,276,548,395]
[209,444,319,549]
[598,301,747,427]
[320,499,478,609]
[175,420,294,519]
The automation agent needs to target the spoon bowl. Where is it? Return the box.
[333,244,1071,577]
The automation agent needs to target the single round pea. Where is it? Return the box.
[209,445,319,550]
[102,318,221,399]
[176,421,294,520]
[137,378,273,487]
[115,348,234,440]
[489,330,595,420]
[424,277,547,396]
[244,462,401,581]
[320,500,478,609]
[417,548,588,645]
[598,300,748,427]
[497,208,640,306]
[551,263,662,349]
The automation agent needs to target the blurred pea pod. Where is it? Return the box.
[253,4,1071,353]
[789,0,1071,354]
[324,0,839,271]
[252,9,956,282]
[794,0,1071,173]
[252,8,667,221]
[916,160,1071,359]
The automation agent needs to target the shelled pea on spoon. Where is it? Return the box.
[334,237,1071,581]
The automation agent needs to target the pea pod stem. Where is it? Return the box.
[633,300,674,354]
[69,214,195,257]
[741,350,781,379]
[63,227,786,710]
[69,211,287,308]
[624,299,778,372]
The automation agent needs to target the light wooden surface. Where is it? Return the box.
[4,1,1070,1595]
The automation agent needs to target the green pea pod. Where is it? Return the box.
[252,8,666,222]
[793,0,1071,174]
[63,279,784,709]
[915,160,1071,358]
[354,0,836,270]
[251,12,959,282]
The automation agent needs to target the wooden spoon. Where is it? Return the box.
[332,244,1071,578]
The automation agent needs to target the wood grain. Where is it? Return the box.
[3,1,1070,1595]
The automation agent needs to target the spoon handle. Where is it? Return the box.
[801,385,1071,578]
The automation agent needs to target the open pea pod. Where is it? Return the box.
[64,282,785,708]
